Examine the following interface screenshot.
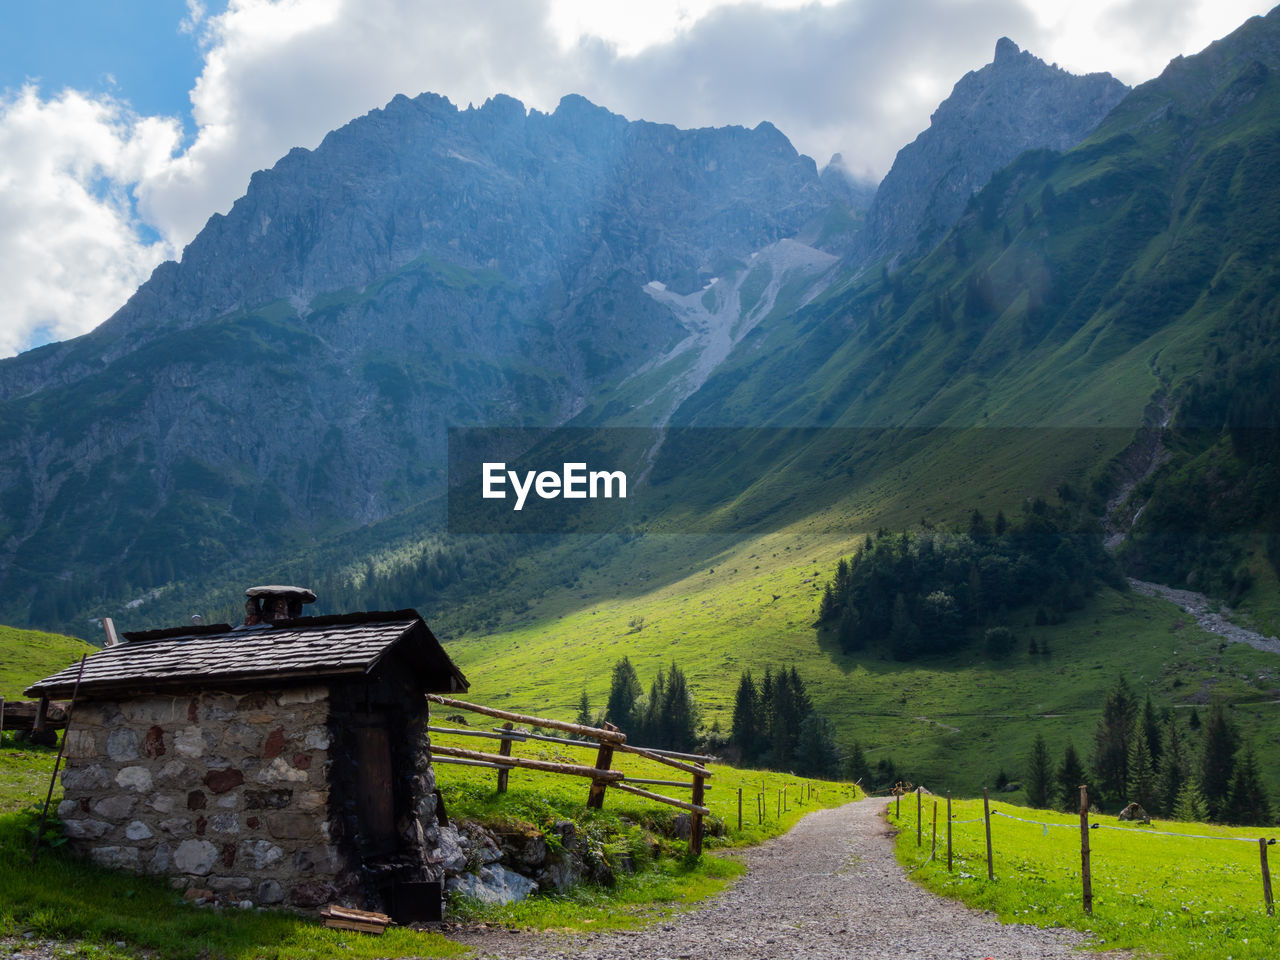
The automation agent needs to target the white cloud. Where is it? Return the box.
[0,0,1274,358]
[0,86,180,356]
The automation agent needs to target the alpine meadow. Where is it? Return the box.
[6,6,1280,953]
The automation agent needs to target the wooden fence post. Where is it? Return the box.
[690,771,706,856]
[931,800,938,860]
[738,787,743,832]
[916,789,922,846]
[586,722,618,809]
[896,788,901,820]
[777,789,781,818]
[983,788,994,880]
[946,792,953,872]
[1260,838,1275,916]
[1080,784,1093,916]
[496,722,513,793]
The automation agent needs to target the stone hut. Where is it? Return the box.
[25,586,468,919]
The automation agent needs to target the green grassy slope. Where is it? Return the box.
[0,626,96,702]
[446,504,1280,802]
[891,796,1280,960]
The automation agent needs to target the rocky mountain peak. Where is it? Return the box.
[856,39,1129,265]
[993,36,1020,62]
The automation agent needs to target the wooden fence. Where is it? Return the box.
[892,784,1278,918]
[426,694,715,854]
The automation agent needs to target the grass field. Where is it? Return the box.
[448,527,1280,803]
[889,795,1280,960]
[0,625,96,701]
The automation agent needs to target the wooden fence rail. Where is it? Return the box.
[427,694,712,854]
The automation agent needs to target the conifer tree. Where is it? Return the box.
[846,741,872,786]
[1226,744,1273,826]
[605,657,642,732]
[1092,676,1136,804]
[1142,695,1164,765]
[1056,740,1088,812]
[660,661,699,752]
[730,671,763,763]
[1126,726,1157,812]
[1173,780,1209,822]
[1026,732,1053,808]
[1199,701,1239,819]
[1156,713,1188,817]
[573,688,594,737]
[795,714,840,778]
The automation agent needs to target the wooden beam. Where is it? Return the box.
[611,781,711,815]
[427,694,626,743]
[433,756,514,770]
[587,721,618,809]
[621,777,711,790]
[427,725,526,742]
[615,741,712,779]
[430,744,623,780]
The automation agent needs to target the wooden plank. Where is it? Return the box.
[428,725,526,742]
[620,777,710,790]
[428,695,626,743]
[611,781,711,815]
[323,918,386,934]
[494,728,598,750]
[638,745,716,764]
[433,756,514,770]
[322,911,391,926]
[430,744,623,780]
[615,741,712,779]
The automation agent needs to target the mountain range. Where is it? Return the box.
[2,5,1279,672]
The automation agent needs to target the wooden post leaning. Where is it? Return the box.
[1260,837,1275,916]
[587,721,619,810]
[983,787,994,881]
[946,792,953,872]
[497,722,513,793]
[1080,784,1093,916]
[691,770,707,856]
[932,800,938,860]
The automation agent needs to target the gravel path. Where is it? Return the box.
[451,797,1124,960]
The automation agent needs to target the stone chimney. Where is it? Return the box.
[243,585,317,626]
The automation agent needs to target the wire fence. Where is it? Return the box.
[888,785,1278,918]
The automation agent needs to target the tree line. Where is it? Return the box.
[816,499,1121,661]
[728,666,841,778]
[583,657,702,753]
[1023,676,1272,825]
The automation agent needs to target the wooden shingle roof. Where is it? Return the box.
[25,610,468,699]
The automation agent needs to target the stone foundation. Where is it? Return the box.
[59,687,340,908]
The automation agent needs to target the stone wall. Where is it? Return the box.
[59,686,339,909]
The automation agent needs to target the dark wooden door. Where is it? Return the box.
[354,725,396,855]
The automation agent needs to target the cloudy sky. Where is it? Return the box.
[0,0,1272,358]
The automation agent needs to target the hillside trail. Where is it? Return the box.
[447,797,1128,960]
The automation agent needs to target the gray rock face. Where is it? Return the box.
[858,37,1128,264]
[0,93,836,624]
[447,864,538,905]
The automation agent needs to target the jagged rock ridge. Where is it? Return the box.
[857,37,1129,266]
